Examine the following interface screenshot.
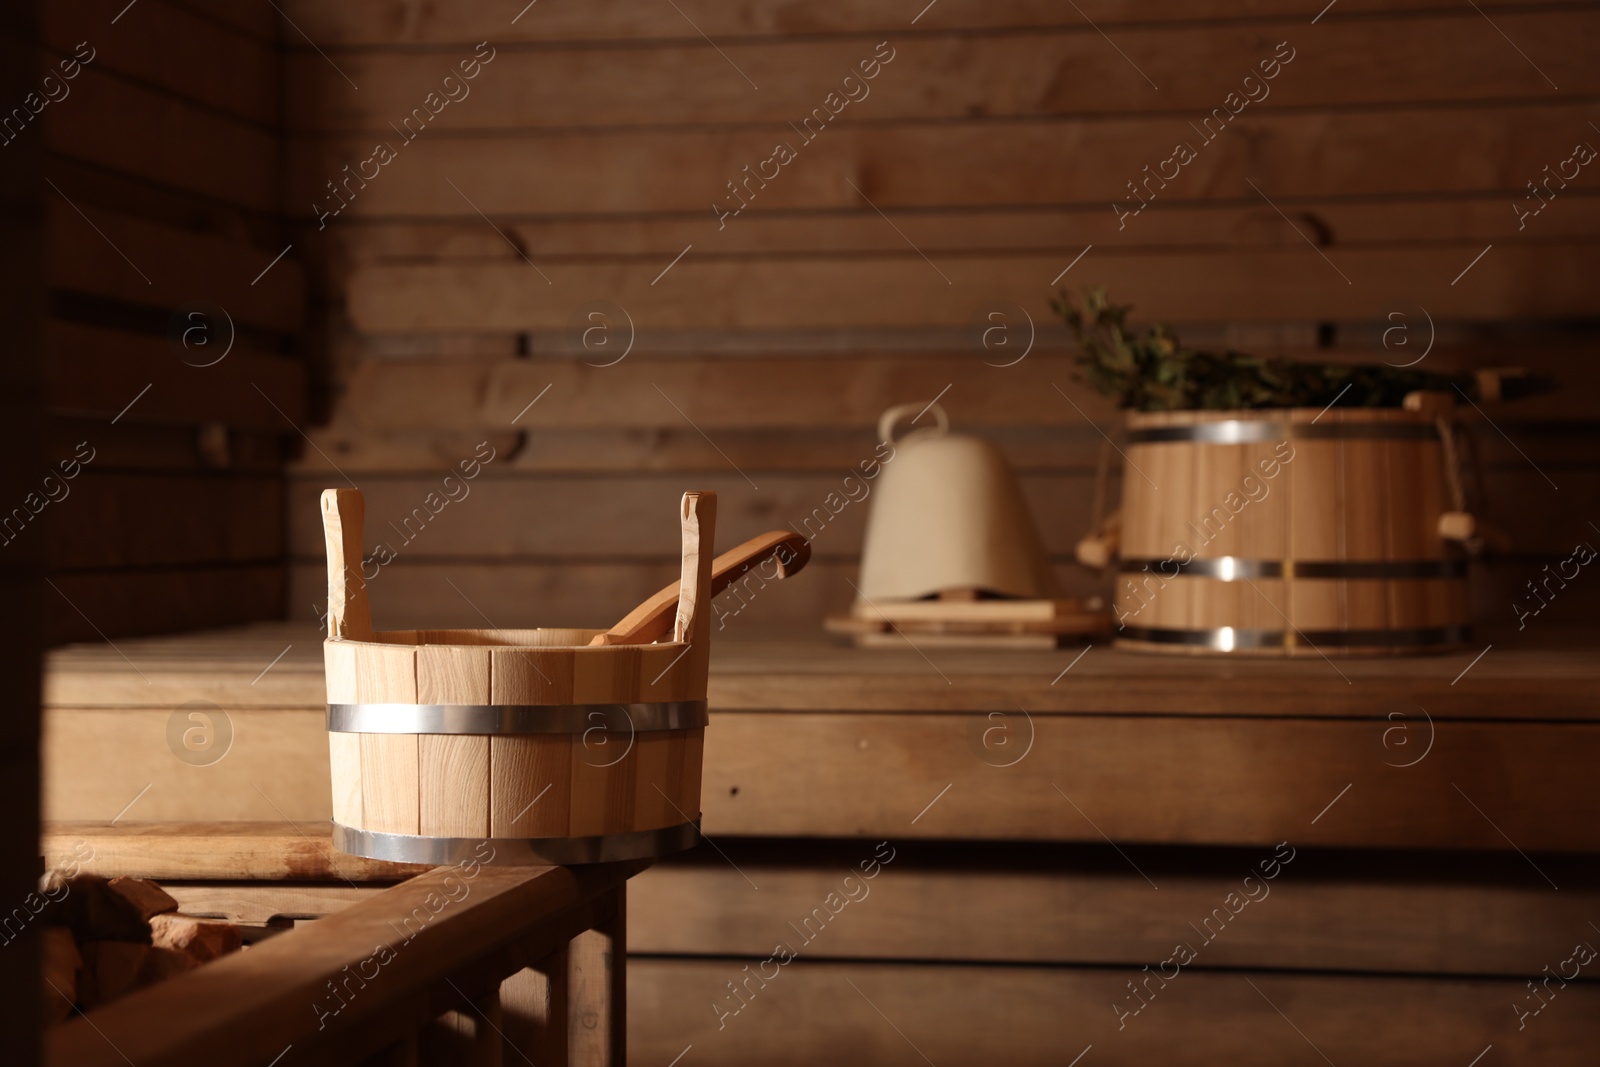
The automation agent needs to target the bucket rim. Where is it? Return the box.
[325,627,692,652]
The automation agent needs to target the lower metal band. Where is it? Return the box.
[327,700,707,735]
[1117,625,1470,650]
[331,820,702,865]
[1119,557,1468,580]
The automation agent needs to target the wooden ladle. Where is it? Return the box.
[589,530,811,646]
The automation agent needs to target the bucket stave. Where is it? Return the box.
[1112,405,1470,655]
[322,488,715,864]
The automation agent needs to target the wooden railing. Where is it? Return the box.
[43,823,641,1066]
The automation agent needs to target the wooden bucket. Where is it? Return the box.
[321,487,717,864]
[1112,404,1470,656]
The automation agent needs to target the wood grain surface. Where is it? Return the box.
[38,624,1600,850]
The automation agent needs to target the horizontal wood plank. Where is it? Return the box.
[38,683,1600,851]
[42,472,282,569]
[329,351,1600,434]
[280,467,1598,563]
[278,0,1587,44]
[312,194,1600,262]
[276,552,1600,640]
[288,424,1102,474]
[629,958,1600,1066]
[700,712,1600,850]
[291,104,1598,219]
[629,846,1600,975]
[45,64,278,212]
[41,822,423,881]
[43,0,277,126]
[48,420,287,473]
[345,243,1600,332]
[46,154,283,251]
[162,883,385,923]
[46,322,306,429]
[281,558,1106,637]
[290,420,1600,473]
[286,12,1600,131]
[281,471,1091,560]
[179,0,278,43]
[42,709,333,823]
[43,565,284,645]
[335,353,1106,428]
[45,206,305,331]
[40,624,1600,720]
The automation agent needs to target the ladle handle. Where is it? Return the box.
[590,524,810,646]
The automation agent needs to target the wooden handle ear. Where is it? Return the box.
[1075,509,1121,570]
[673,490,718,643]
[1438,511,1476,543]
[321,488,373,640]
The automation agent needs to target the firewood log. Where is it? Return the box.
[40,927,81,1025]
[106,877,179,922]
[150,913,244,963]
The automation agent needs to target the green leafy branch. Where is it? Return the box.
[1051,288,1540,412]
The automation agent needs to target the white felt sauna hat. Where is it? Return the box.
[855,403,1061,603]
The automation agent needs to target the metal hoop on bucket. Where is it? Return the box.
[327,700,709,735]
[332,820,702,866]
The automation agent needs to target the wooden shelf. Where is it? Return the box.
[38,622,1600,852]
[42,620,1600,719]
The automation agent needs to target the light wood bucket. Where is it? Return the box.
[321,487,716,864]
[1112,404,1470,656]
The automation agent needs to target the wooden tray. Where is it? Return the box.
[825,597,1110,649]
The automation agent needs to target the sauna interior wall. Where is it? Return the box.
[277,1,1600,635]
[34,1,1600,639]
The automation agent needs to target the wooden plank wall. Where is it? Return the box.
[0,1,45,1056]
[278,0,1600,636]
[33,0,307,642]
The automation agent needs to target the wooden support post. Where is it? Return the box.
[420,989,503,1067]
[501,945,569,1066]
[569,887,627,1067]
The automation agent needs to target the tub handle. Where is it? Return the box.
[321,488,374,640]
[674,490,717,643]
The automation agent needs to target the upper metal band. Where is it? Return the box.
[1119,557,1468,580]
[1125,421,1438,445]
[327,700,708,735]
[1118,625,1470,649]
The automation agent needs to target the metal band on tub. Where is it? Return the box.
[1117,557,1468,580]
[332,820,702,865]
[326,699,708,735]
[1116,625,1470,650]
[1123,421,1440,444]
